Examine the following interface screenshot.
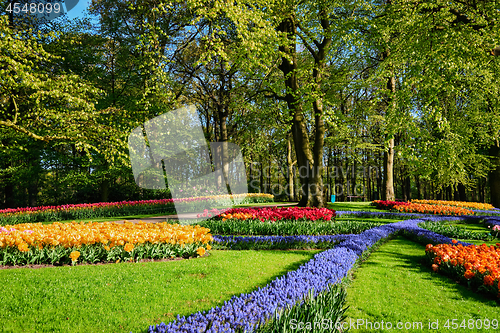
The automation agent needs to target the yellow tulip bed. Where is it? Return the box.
[0,221,213,266]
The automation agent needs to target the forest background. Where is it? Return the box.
[1,0,499,209]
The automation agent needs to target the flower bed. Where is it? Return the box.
[0,193,274,225]
[213,234,348,250]
[219,207,336,222]
[372,200,475,216]
[148,217,467,333]
[372,200,410,210]
[394,202,474,216]
[200,218,380,236]
[0,222,213,266]
[425,242,500,298]
[412,199,495,211]
[336,210,431,219]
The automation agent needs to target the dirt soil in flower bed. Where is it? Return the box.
[0,254,209,270]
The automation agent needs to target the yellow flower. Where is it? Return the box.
[196,247,206,257]
[18,243,29,252]
[104,246,110,251]
[70,251,80,262]
[124,243,134,252]
[206,244,212,250]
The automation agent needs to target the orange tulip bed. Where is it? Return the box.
[0,221,213,266]
[425,241,500,298]
[393,202,474,216]
[412,199,495,211]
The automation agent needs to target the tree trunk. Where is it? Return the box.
[260,158,264,194]
[287,134,295,201]
[385,137,395,201]
[404,175,411,201]
[458,183,467,202]
[311,95,325,207]
[100,179,110,202]
[277,16,314,207]
[415,175,421,200]
[219,120,230,192]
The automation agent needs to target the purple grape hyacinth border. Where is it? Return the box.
[147,214,483,333]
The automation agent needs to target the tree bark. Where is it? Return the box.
[277,16,314,207]
[311,91,325,207]
[384,73,396,201]
[458,183,467,202]
[287,133,295,202]
[385,137,395,201]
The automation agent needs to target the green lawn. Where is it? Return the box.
[448,220,493,233]
[458,239,500,246]
[336,217,397,224]
[0,250,318,333]
[346,236,498,333]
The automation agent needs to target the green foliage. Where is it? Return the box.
[254,285,349,333]
[418,221,493,241]
[199,219,381,236]
[0,203,177,226]
[0,15,115,154]
[0,242,207,266]
[213,237,340,251]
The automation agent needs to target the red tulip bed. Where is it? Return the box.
[219,207,336,222]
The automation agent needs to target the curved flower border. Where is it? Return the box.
[148,214,483,333]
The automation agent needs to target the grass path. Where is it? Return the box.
[329,202,384,212]
[0,250,318,333]
[345,236,498,332]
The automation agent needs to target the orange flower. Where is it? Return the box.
[124,243,134,252]
[484,275,495,286]
[17,243,29,252]
[431,264,439,272]
[452,239,458,244]
[464,270,475,279]
[196,247,206,257]
[70,251,80,262]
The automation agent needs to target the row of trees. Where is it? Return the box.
[1,0,499,209]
